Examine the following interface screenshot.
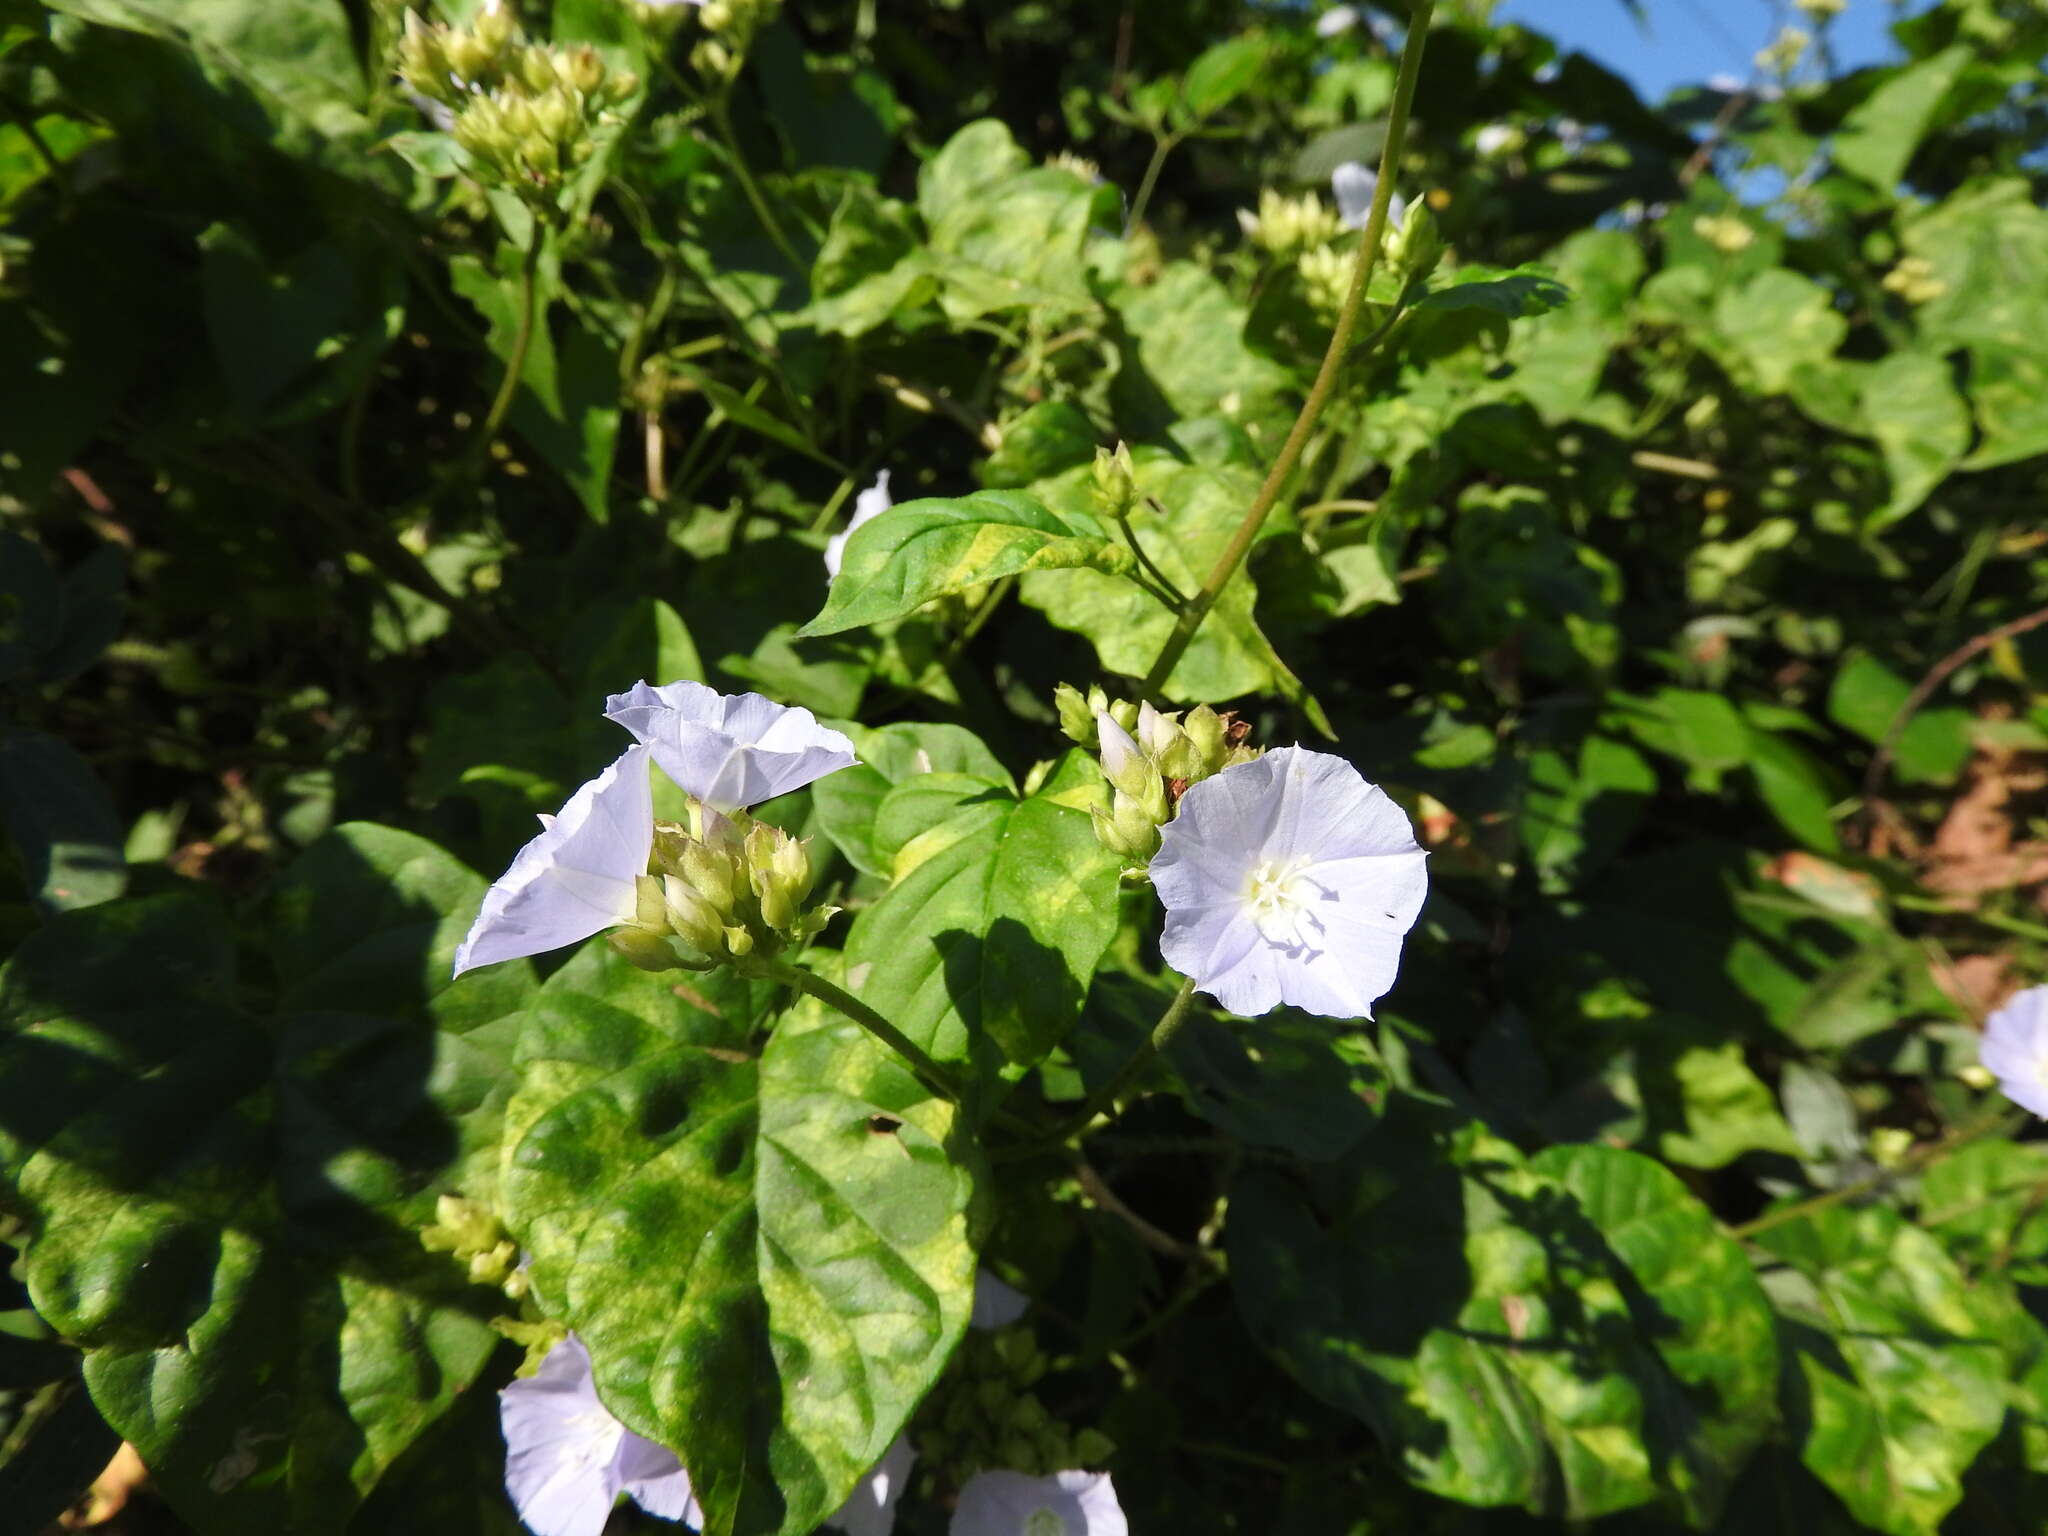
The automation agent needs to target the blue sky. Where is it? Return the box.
[1497,0,1917,100]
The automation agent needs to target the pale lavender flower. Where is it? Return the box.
[1331,161,1404,233]
[454,746,653,976]
[950,1471,1126,1536]
[1981,986,2048,1116]
[825,470,895,580]
[1474,123,1516,157]
[500,1334,701,1536]
[1315,4,1358,35]
[972,1270,1029,1330]
[828,1434,916,1536]
[603,680,856,810]
[1150,747,1427,1019]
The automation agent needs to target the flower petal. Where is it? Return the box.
[1331,161,1375,229]
[604,680,857,810]
[500,1336,629,1536]
[949,1470,1126,1536]
[827,1433,915,1536]
[971,1270,1029,1330]
[454,747,653,976]
[1982,986,2048,1116]
[825,469,894,579]
[617,1431,701,1527]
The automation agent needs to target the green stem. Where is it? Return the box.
[1135,1,1436,698]
[1116,507,1190,608]
[1049,976,1201,1142]
[760,960,964,1105]
[1728,1104,2024,1242]
[477,221,547,454]
[709,96,804,272]
[1125,130,1182,233]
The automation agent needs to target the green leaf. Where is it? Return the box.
[842,768,1121,1083]
[1018,453,1277,703]
[4,825,535,1533]
[1919,1139,2048,1287]
[916,120,1109,323]
[1652,1042,1801,1169]
[1169,1015,1386,1160]
[980,400,1100,489]
[1414,268,1573,319]
[449,251,620,523]
[1179,34,1270,121]
[1902,179,2048,354]
[1754,1205,2009,1536]
[677,364,842,471]
[0,728,125,913]
[1713,269,1847,394]
[813,723,1013,879]
[1232,1112,1779,1525]
[1109,262,1292,434]
[1859,351,1969,528]
[1745,718,1845,855]
[1519,733,1655,891]
[1834,47,1972,189]
[1614,687,1750,791]
[0,531,62,684]
[797,491,1130,638]
[499,945,982,1536]
[1826,652,1970,786]
[41,0,368,152]
[40,545,127,684]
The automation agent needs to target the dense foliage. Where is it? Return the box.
[5,0,2048,1532]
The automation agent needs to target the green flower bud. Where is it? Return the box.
[1092,788,1162,863]
[663,874,730,956]
[722,923,754,958]
[395,15,454,106]
[559,44,607,98]
[745,823,814,936]
[1182,704,1227,778]
[1094,711,1155,800]
[608,926,684,972]
[1388,199,1442,283]
[1090,442,1136,521]
[1053,682,1096,746]
[473,0,517,55]
[444,29,502,89]
[1106,697,1139,734]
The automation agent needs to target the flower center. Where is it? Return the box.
[561,1409,625,1472]
[1244,856,1325,950]
[1023,1511,1067,1536]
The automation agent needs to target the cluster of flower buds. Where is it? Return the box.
[420,1194,530,1300]
[1755,25,1811,76]
[608,801,834,973]
[1882,254,1946,305]
[395,2,638,206]
[1056,685,1254,865]
[1693,212,1756,255]
[689,0,783,84]
[1235,187,1343,254]
[922,1329,1115,1484]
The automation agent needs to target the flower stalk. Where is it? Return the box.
[1136,0,1436,698]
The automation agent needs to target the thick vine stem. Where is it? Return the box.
[755,958,965,1105]
[1135,0,1437,699]
[1046,975,1203,1143]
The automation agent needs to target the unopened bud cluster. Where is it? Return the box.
[688,0,782,83]
[395,3,638,206]
[420,1194,529,1300]
[1882,254,1945,305]
[1236,188,1342,255]
[920,1330,1116,1482]
[1089,442,1136,521]
[1693,212,1755,255]
[607,801,834,973]
[1056,685,1254,865]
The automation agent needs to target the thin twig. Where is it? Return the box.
[477,220,547,454]
[1861,602,2048,805]
[1073,1158,1217,1265]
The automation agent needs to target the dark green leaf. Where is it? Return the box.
[0,728,124,913]
[499,945,982,1536]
